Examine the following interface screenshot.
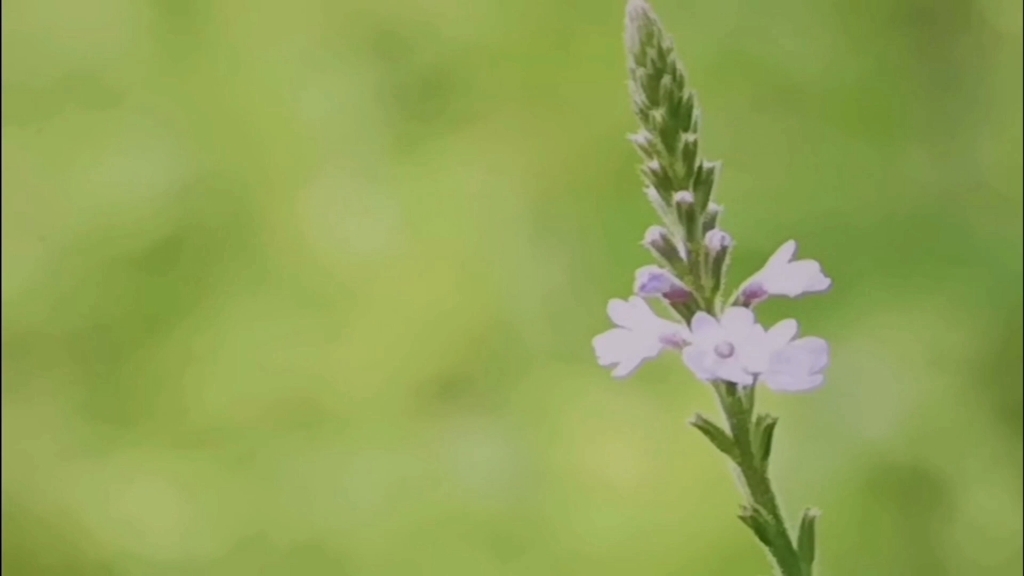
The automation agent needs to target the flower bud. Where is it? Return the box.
[641,159,672,192]
[642,225,686,268]
[704,229,733,299]
[702,202,723,234]
[643,186,674,224]
[628,130,656,158]
[673,190,699,242]
[634,265,693,303]
[704,229,733,253]
[692,160,720,210]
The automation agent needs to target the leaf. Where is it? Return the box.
[737,504,776,549]
[752,413,779,468]
[689,413,737,461]
[797,507,821,572]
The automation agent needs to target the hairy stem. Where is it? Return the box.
[714,383,805,576]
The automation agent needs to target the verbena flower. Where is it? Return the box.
[738,240,831,306]
[681,307,765,385]
[592,296,691,378]
[605,4,831,573]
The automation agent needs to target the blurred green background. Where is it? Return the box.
[2,0,1021,574]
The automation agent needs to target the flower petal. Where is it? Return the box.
[682,346,717,381]
[765,319,799,350]
[689,312,720,338]
[764,240,797,269]
[790,337,830,372]
[720,307,756,332]
[606,296,655,329]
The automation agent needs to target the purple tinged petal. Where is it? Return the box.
[690,312,719,338]
[682,346,716,381]
[765,319,799,350]
[766,240,798,268]
[720,307,756,332]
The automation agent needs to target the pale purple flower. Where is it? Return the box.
[761,335,830,393]
[739,240,831,306]
[633,265,693,303]
[593,296,691,378]
[681,307,767,385]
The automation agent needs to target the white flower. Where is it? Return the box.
[761,336,830,393]
[680,310,828,390]
[739,240,831,305]
[592,296,691,378]
[681,307,767,385]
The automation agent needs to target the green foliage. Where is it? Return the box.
[2,0,1021,575]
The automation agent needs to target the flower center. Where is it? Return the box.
[713,341,735,359]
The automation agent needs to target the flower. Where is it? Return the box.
[761,336,830,393]
[633,265,693,303]
[704,229,733,254]
[680,310,826,389]
[593,296,691,378]
[738,240,831,305]
[681,307,767,385]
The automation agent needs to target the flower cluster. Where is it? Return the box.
[593,0,832,392]
[593,242,831,391]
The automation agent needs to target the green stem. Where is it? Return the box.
[713,383,806,576]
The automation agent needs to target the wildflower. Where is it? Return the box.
[592,296,691,378]
[681,307,766,385]
[738,240,831,306]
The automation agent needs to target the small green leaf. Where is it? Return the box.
[689,413,737,461]
[737,504,775,549]
[752,414,779,468]
[797,508,821,572]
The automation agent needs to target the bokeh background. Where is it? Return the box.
[3,0,1022,574]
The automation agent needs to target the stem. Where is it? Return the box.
[713,383,805,576]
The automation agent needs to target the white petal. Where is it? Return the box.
[718,360,756,385]
[764,240,797,269]
[606,296,655,329]
[790,337,830,372]
[689,312,720,339]
[682,346,717,381]
[592,328,635,367]
[606,298,633,328]
[765,319,799,351]
[720,307,756,332]
[764,372,824,392]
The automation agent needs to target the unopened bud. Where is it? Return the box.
[641,159,672,194]
[643,186,674,224]
[628,130,656,157]
[704,229,733,253]
[673,190,699,243]
[692,160,720,210]
[633,265,693,303]
[642,225,686,268]
[705,229,733,299]
[673,190,694,207]
[702,203,723,234]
